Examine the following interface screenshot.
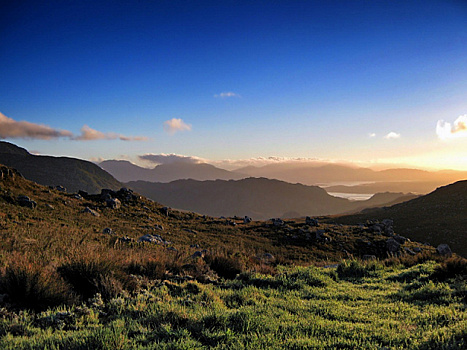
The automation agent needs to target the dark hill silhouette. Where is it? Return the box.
[127,177,414,220]
[0,141,121,193]
[100,159,246,183]
[335,180,467,257]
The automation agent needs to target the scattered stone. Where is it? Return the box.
[161,207,170,216]
[436,244,452,256]
[190,244,200,249]
[305,216,319,226]
[404,247,417,256]
[55,185,67,192]
[386,238,401,253]
[106,198,121,209]
[17,195,37,209]
[271,218,284,227]
[363,255,377,260]
[45,204,54,210]
[413,247,422,253]
[244,216,252,224]
[83,207,100,217]
[73,194,82,200]
[117,236,134,243]
[155,224,164,231]
[102,227,113,235]
[192,251,205,258]
[257,253,275,263]
[393,235,408,245]
[137,234,171,245]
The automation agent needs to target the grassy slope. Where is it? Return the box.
[0,165,465,349]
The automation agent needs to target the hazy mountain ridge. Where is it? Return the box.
[0,141,121,193]
[335,180,467,257]
[126,177,415,220]
[100,159,246,183]
[236,163,467,193]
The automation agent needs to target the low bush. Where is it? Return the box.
[0,264,73,312]
[57,260,123,301]
[432,256,467,281]
[205,253,247,280]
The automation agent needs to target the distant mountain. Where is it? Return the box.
[335,180,467,257]
[126,177,414,220]
[236,163,467,194]
[100,159,246,183]
[0,141,121,193]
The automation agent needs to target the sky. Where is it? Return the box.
[1,0,467,170]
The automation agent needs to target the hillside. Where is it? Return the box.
[0,163,465,349]
[127,178,414,220]
[0,141,121,193]
[100,159,246,182]
[335,180,467,257]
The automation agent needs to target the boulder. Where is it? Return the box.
[17,195,37,209]
[436,244,452,257]
[393,235,407,245]
[106,198,121,209]
[137,234,171,245]
[305,216,319,227]
[83,207,100,217]
[102,227,113,235]
[386,238,400,253]
[244,216,252,224]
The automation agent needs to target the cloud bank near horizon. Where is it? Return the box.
[139,153,204,165]
[436,115,467,140]
[214,92,240,98]
[0,113,147,142]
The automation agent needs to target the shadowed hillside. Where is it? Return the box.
[127,178,414,220]
[0,141,121,193]
[335,180,467,257]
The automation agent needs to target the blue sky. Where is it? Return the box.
[1,1,467,170]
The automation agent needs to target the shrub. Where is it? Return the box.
[57,260,123,301]
[205,253,247,280]
[432,257,467,281]
[0,264,72,312]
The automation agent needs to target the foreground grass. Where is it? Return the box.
[0,261,466,350]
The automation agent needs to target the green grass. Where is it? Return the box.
[0,262,466,349]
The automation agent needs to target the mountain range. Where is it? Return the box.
[0,141,121,193]
[99,159,245,183]
[127,177,416,220]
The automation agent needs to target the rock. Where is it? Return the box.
[271,218,284,227]
[17,195,37,209]
[393,235,407,245]
[192,251,204,258]
[305,216,319,226]
[155,224,164,231]
[102,227,113,235]
[363,255,377,260]
[137,234,171,245]
[55,185,67,192]
[386,238,401,253]
[83,207,100,217]
[117,236,134,243]
[106,198,121,209]
[244,216,252,224]
[257,253,275,263]
[413,247,422,253]
[404,247,416,256]
[45,204,54,210]
[436,244,452,256]
[190,244,200,249]
[161,207,170,216]
[73,194,82,200]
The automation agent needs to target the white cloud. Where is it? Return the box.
[163,118,192,135]
[436,115,467,140]
[214,92,240,98]
[74,125,148,141]
[384,132,401,139]
[139,153,204,165]
[0,112,73,140]
[369,133,376,138]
